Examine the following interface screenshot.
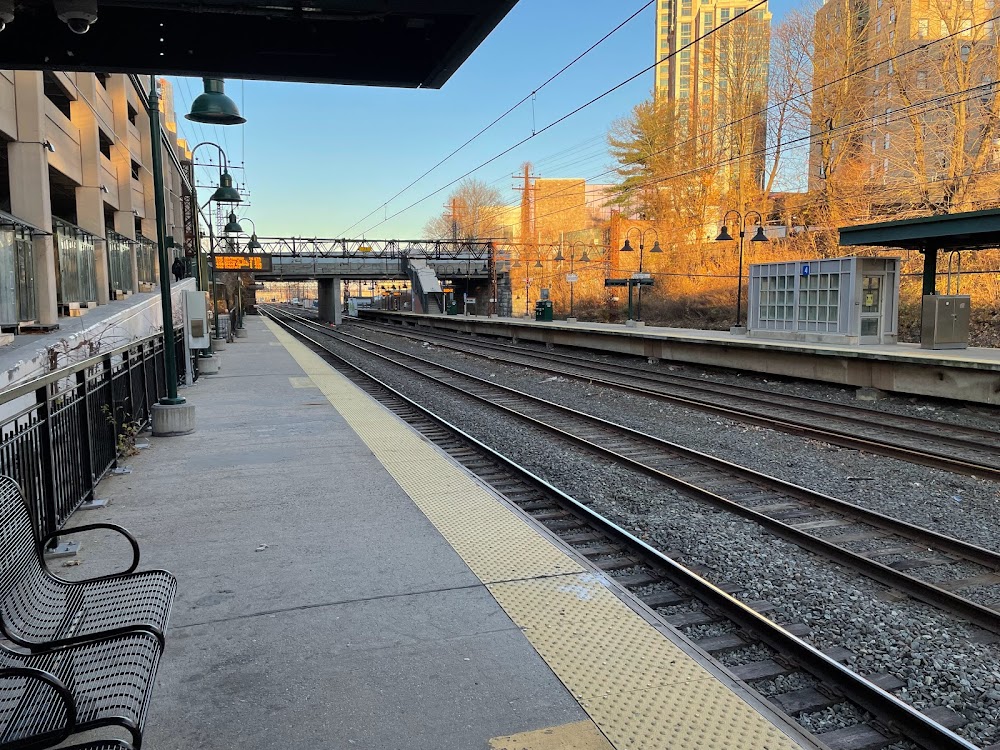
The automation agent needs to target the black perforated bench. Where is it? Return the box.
[0,630,161,749]
[0,476,176,651]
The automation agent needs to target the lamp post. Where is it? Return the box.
[146,74,184,411]
[619,228,662,322]
[222,212,244,332]
[188,142,242,341]
[554,242,593,321]
[715,209,768,332]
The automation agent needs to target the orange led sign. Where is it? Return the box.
[212,254,272,272]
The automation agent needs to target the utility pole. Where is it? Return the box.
[513,163,537,319]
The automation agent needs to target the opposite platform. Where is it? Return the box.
[63,315,819,750]
[360,309,1000,405]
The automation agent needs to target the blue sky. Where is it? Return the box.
[171,0,801,240]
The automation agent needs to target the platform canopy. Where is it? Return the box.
[0,1,518,87]
[839,207,1000,251]
[839,207,1000,295]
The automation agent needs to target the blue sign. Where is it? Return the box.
[801,264,811,276]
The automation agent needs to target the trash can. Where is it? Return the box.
[446,300,459,315]
[534,300,553,322]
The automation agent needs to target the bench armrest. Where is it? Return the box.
[40,523,140,578]
[0,666,77,740]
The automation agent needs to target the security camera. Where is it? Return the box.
[55,0,98,34]
[0,1,13,33]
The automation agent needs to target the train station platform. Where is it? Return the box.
[63,314,819,750]
[359,310,1000,405]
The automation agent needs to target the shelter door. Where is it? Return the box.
[860,274,884,343]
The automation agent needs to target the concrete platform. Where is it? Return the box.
[360,310,1000,405]
[59,316,818,750]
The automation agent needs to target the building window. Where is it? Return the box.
[941,19,949,35]
[130,159,141,180]
[888,59,894,74]
[889,7,896,23]
[95,72,111,89]
[875,17,881,33]
[964,0,973,8]
[876,0,883,7]
[917,69,928,88]
[960,44,971,61]
[961,18,972,37]
[884,132,891,149]
[42,72,73,119]
[98,130,113,160]
[918,18,928,38]
[871,139,877,154]
[889,30,895,43]
[720,8,730,20]
[127,102,139,126]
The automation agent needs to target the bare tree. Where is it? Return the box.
[424,178,506,241]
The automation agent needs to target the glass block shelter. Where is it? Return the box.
[748,256,900,344]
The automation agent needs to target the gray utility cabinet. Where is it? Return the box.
[920,295,970,349]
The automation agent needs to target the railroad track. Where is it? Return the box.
[351,318,1000,481]
[267,306,1000,633]
[263,305,980,750]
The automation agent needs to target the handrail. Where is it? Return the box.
[0,327,179,404]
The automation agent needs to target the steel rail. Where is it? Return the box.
[352,319,1000,480]
[269,307,1000,634]
[262,305,981,750]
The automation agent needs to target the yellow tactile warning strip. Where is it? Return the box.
[490,720,615,750]
[264,319,806,750]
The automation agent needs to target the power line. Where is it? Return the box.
[357,0,770,236]
[337,0,656,236]
[523,80,1000,236]
[476,10,1000,226]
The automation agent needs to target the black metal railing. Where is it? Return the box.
[0,328,188,539]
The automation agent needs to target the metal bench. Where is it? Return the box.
[0,475,176,651]
[0,629,161,749]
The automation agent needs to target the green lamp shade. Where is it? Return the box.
[186,78,246,125]
[223,212,243,235]
[211,171,242,203]
[247,233,262,251]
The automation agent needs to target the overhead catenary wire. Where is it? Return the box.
[522,80,1000,237]
[337,0,656,236]
[356,0,771,236]
[468,10,1000,229]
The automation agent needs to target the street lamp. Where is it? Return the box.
[186,78,247,125]
[715,209,768,332]
[620,228,662,322]
[554,241,594,321]
[188,142,242,336]
[145,74,187,422]
[241,217,262,251]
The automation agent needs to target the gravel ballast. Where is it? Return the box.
[321,323,1000,746]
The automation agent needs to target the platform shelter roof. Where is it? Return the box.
[839,208,1000,251]
[0,1,517,88]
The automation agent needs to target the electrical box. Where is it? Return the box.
[921,295,970,349]
[184,290,210,350]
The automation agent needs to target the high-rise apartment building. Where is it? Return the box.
[654,0,772,200]
[810,0,999,214]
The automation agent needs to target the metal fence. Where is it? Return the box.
[0,328,188,539]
